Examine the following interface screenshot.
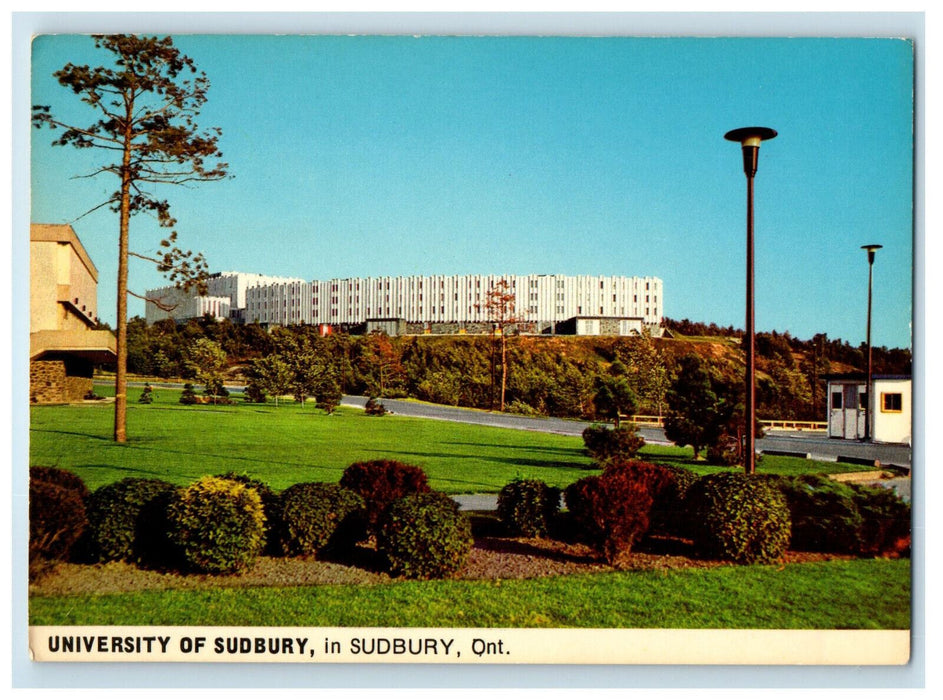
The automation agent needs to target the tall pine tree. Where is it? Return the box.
[33,35,229,441]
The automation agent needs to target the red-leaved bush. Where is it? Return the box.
[29,466,90,580]
[339,460,431,530]
[564,460,673,564]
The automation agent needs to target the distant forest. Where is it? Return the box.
[661,317,912,377]
[115,314,912,423]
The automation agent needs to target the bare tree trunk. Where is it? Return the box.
[113,118,133,443]
[500,329,507,412]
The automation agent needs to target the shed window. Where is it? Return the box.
[831,391,842,409]
[881,392,903,413]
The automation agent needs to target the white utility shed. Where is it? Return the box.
[826,374,911,445]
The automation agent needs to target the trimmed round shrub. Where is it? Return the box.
[684,472,791,564]
[339,460,431,530]
[497,478,560,537]
[705,434,741,467]
[647,464,700,538]
[377,492,473,579]
[582,424,646,463]
[29,467,89,575]
[768,475,864,554]
[179,383,198,405]
[364,396,387,416]
[168,476,266,574]
[564,460,673,564]
[215,472,281,555]
[850,483,911,557]
[242,382,267,403]
[30,465,90,500]
[86,477,177,565]
[276,483,366,556]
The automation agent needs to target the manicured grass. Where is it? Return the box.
[30,384,872,493]
[638,443,872,477]
[28,558,910,629]
[29,386,595,493]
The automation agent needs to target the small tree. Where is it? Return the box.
[184,338,227,402]
[33,35,228,442]
[249,354,293,407]
[317,378,343,414]
[663,354,731,459]
[137,383,155,404]
[480,279,525,412]
[358,332,404,397]
[592,374,638,428]
[620,328,670,416]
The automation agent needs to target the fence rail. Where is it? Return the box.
[624,415,827,432]
[759,420,827,432]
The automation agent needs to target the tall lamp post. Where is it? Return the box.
[725,126,777,475]
[861,244,882,441]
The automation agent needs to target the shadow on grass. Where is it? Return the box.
[444,442,586,457]
[29,427,114,442]
[361,448,588,472]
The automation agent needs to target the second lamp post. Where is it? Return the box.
[861,243,882,441]
[725,126,777,475]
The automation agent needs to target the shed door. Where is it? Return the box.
[829,384,865,439]
[842,384,863,439]
[829,388,845,437]
[856,385,868,437]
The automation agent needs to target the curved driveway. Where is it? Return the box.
[341,395,911,469]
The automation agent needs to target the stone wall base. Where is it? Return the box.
[30,356,94,404]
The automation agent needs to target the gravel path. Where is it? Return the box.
[30,537,858,598]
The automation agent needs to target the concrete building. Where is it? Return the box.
[30,223,116,403]
[826,373,912,445]
[145,271,304,324]
[243,274,663,334]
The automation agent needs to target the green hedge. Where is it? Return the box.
[378,492,473,579]
[685,473,791,564]
[496,478,560,538]
[276,483,365,556]
[86,478,177,565]
[168,476,266,574]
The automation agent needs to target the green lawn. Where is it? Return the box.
[29,558,910,629]
[30,383,872,493]
[30,386,595,492]
[28,387,910,631]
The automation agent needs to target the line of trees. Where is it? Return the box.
[119,314,910,423]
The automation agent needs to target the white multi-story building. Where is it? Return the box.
[147,272,664,335]
[244,274,663,333]
[145,271,304,324]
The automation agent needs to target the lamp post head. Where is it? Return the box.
[862,243,883,264]
[725,127,778,177]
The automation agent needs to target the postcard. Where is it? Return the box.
[23,25,916,673]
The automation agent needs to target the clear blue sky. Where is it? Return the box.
[30,33,915,348]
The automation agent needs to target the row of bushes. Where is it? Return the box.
[30,458,911,582]
[496,463,911,566]
[29,460,472,581]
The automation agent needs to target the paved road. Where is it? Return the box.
[342,395,911,469]
[342,395,670,443]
